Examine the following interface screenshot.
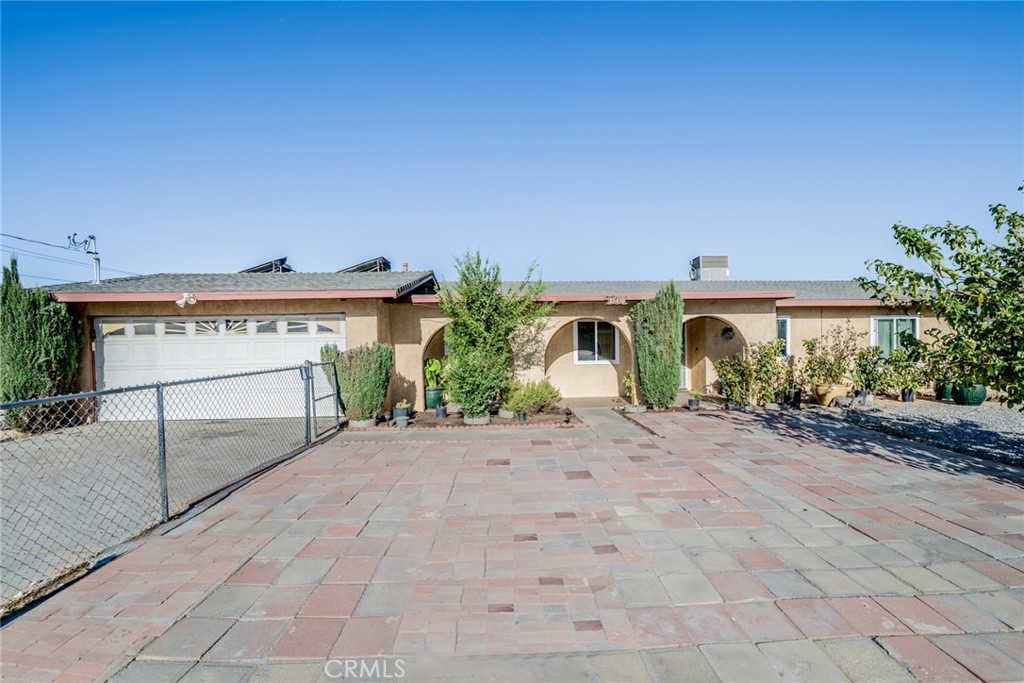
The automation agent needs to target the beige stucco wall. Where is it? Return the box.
[784,306,947,360]
[683,299,777,393]
[540,303,634,400]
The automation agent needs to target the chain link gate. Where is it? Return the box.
[0,360,341,614]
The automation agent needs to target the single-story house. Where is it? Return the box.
[46,270,940,413]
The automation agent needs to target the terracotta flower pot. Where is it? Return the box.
[813,383,848,407]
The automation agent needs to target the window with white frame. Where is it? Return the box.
[574,320,619,364]
[871,316,919,356]
[776,316,791,356]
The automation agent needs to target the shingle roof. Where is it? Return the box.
[537,280,872,300]
[46,271,436,297]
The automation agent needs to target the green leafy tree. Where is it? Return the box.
[1,257,82,411]
[858,186,1024,408]
[631,282,684,409]
[438,251,552,417]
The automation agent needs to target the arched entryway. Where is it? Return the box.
[544,318,633,398]
[684,316,747,394]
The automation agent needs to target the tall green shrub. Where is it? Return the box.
[328,342,393,421]
[1,257,82,411]
[631,282,684,409]
[438,251,552,417]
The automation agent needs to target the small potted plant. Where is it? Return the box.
[847,367,869,404]
[802,324,861,406]
[885,347,924,402]
[687,392,701,411]
[423,358,444,409]
[393,399,411,419]
[435,403,447,419]
[395,413,410,428]
[783,355,803,409]
[622,371,646,413]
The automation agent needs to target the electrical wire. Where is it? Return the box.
[1,245,141,277]
[1,234,72,250]
[20,273,74,283]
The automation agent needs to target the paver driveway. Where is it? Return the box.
[2,408,1023,682]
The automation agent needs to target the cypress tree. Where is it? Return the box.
[631,281,684,409]
[1,256,82,410]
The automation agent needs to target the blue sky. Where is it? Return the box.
[2,2,1021,287]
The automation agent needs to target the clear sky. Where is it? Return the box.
[2,2,1021,287]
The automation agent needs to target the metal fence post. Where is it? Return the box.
[155,384,170,522]
[301,362,312,446]
[332,362,341,430]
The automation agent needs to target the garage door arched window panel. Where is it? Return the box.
[195,320,220,337]
[101,321,126,337]
[574,320,619,365]
[256,320,280,335]
[315,319,342,334]
[225,319,248,336]
[163,321,187,336]
[285,320,310,335]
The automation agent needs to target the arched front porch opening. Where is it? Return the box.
[684,315,747,394]
[543,318,633,399]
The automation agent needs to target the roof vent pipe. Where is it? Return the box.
[402,262,409,272]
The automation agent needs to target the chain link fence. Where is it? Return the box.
[0,361,340,614]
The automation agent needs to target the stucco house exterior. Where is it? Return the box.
[47,271,938,413]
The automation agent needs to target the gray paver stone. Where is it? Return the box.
[661,573,723,605]
[643,646,722,682]
[885,565,960,593]
[256,535,315,559]
[755,570,824,599]
[274,558,335,586]
[178,663,254,683]
[616,576,671,607]
[817,638,916,683]
[842,567,916,595]
[758,639,851,682]
[701,643,783,682]
[801,569,868,597]
[189,585,265,618]
[110,660,196,683]
[138,618,234,659]
[965,591,1024,629]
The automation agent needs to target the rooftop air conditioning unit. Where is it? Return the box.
[689,255,730,281]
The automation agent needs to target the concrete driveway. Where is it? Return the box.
[1,408,1022,682]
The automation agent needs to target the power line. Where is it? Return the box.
[20,274,74,282]
[1,234,72,250]
[0,245,141,276]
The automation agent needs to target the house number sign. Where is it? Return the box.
[606,296,627,305]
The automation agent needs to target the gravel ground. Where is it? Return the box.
[827,397,1024,466]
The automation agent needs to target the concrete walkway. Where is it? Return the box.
[2,408,1023,682]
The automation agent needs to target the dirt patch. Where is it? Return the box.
[349,410,582,431]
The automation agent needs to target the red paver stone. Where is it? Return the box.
[880,636,981,682]
[514,534,538,542]
[539,577,564,586]
[298,584,365,618]
[919,594,1012,632]
[271,618,347,658]
[573,620,603,631]
[488,604,515,613]
[724,602,803,642]
[707,572,774,603]
[331,616,401,657]
[675,605,745,644]
[225,558,288,585]
[736,549,786,571]
[827,597,912,636]
[627,607,688,647]
[565,471,593,480]
[323,557,380,584]
[967,561,1024,588]
[930,635,1024,682]
[592,544,618,555]
[874,597,960,635]
[777,598,859,638]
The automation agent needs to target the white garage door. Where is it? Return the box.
[95,316,346,420]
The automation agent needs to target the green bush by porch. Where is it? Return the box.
[631,282,684,409]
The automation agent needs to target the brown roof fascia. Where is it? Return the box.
[52,289,401,303]
[777,299,885,308]
[409,289,797,304]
